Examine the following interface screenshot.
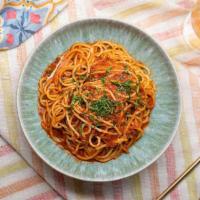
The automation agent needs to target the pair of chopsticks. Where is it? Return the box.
[156,156,200,200]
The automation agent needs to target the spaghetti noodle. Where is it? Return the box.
[38,40,156,162]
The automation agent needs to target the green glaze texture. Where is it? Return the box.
[17,19,181,182]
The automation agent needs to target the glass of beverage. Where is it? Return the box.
[183,0,200,52]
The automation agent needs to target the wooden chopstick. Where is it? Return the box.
[156,156,200,200]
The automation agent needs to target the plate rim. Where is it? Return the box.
[17,18,181,182]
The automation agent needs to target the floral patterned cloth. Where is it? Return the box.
[0,0,68,50]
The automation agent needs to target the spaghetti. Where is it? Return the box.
[38,41,156,162]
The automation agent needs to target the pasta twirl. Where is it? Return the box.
[38,41,156,162]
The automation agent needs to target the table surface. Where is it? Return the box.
[0,0,200,199]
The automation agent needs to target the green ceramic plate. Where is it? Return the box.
[17,19,181,182]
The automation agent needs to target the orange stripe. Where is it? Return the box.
[149,163,160,199]
[136,9,187,28]
[0,176,43,198]
[183,57,200,66]
[153,26,182,41]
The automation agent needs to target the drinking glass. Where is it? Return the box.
[183,0,200,52]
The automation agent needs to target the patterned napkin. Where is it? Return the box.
[0,0,68,49]
[0,136,62,199]
[0,0,200,199]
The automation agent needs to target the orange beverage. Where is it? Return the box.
[191,1,200,38]
[183,0,200,51]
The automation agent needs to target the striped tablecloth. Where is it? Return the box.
[0,0,200,199]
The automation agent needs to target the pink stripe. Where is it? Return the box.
[17,43,27,69]
[86,0,95,17]
[165,145,180,199]
[149,163,160,199]
[93,183,104,200]
[27,190,58,200]
[179,0,194,9]
[32,150,44,176]
[112,180,123,200]
[0,144,13,157]
[34,28,43,45]
[53,171,67,199]
[67,0,77,22]
[94,0,126,10]
[153,26,182,41]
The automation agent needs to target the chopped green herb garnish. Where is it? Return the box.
[71,95,84,106]
[134,95,142,107]
[124,66,130,74]
[80,74,86,80]
[134,100,140,107]
[115,101,123,106]
[99,67,112,85]
[89,115,95,121]
[137,75,142,82]
[100,77,106,85]
[96,87,101,93]
[71,78,75,83]
[106,66,112,75]
[112,80,133,95]
[85,92,92,96]
[136,84,140,94]
[66,107,72,111]
[80,123,85,135]
[95,123,101,128]
[90,96,117,117]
